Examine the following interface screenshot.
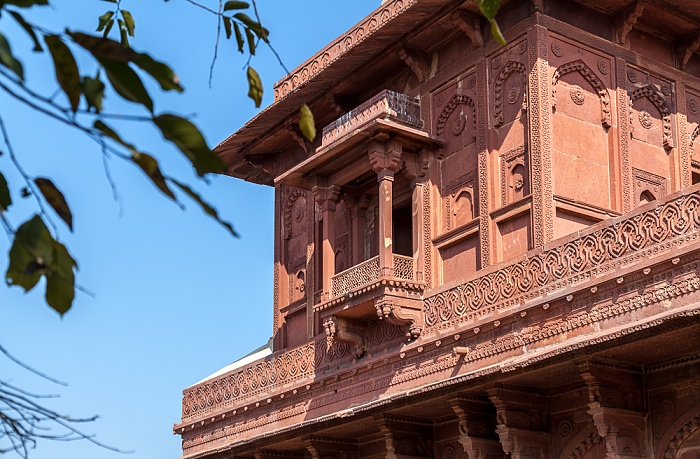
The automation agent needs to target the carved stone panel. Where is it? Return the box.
[633,168,667,205]
[444,172,477,231]
[500,146,529,206]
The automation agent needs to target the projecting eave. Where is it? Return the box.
[214,0,469,186]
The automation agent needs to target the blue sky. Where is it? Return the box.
[0,1,378,458]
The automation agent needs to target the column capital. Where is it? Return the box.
[369,138,402,175]
[312,185,341,206]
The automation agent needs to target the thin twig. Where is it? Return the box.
[208,0,223,88]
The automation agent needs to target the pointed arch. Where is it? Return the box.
[494,61,527,127]
[436,93,476,136]
[658,406,700,459]
[630,85,673,150]
[552,59,612,129]
[690,125,700,146]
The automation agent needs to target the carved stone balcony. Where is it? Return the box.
[330,254,415,298]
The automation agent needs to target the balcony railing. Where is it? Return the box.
[330,254,416,298]
[331,256,380,298]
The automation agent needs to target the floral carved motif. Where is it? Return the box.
[552,60,612,129]
[436,94,476,137]
[630,85,673,150]
[423,191,700,328]
[284,189,307,239]
[493,61,527,128]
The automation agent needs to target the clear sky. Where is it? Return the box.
[0,1,378,458]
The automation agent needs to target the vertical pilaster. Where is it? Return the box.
[404,153,428,282]
[348,195,371,266]
[616,57,633,212]
[306,190,316,338]
[527,24,554,248]
[273,184,283,351]
[476,58,491,267]
[313,185,340,301]
[676,81,692,189]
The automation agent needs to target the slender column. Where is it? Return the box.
[369,139,402,277]
[313,185,340,300]
[349,194,371,265]
[404,153,428,282]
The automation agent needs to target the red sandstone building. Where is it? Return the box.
[175,1,700,459]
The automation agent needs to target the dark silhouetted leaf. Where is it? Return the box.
[299,104,316,142]
[246,66,262,108]
[9,11,42,52]
[131,53,183,92]
[44,239,76,315]
[120,10,135,36]
[97,11,114,32]
[0,32,24,81]
[102,18,115,38]
[223,1,249,11]
[223,16,232,39]
[118,19,130,47]
[100,58,153,112]
[0,172,12,211]
[94,119,136,152]
[0,0,49,7]
[245,27,256,55]
[69,31,133,62]
[233,22,244,53]
[132,152,175,199]
[81,73,105,112]
[233,12,268,42]
[170,179,238,237]
[153,114,225,176]
[44,35,81,112]
[35,178,73,230]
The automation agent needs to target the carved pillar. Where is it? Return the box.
[616,57,633,212]
[450,396,505,459]
[313,184,341,300]
[273,184,283,350]
[488,386,551,459]
[404,153,428,282]
[527,24,554,248]
[348,194,372,266]
[579,362,649,459]
[676,80,692,189]
[369,139,403,277]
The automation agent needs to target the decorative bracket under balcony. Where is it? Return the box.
[375,298,423,339]
[322,315,366,358]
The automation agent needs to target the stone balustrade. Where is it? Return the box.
[330,255,380,298]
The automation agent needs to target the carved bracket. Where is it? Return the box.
[375,298,423,340]
[322,315,366,358]
[450,396,504,459]
[615,2,644,45]
[369,139,403,175]
[676,31,700,70]
[399,45,430,84]
[376,415,434,459]
[450,10,484,49]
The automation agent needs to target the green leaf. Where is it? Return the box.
[131,53,183,92]
[97,11,114,32]
[0,172,12,211]
[245,27,256,56]
[5,215,77,315]
[9,11,43,52]
[0,0,49,7]
[299,103,316,142]
[222,16,232,40]
[489,19,506,46]
[103,18,115,38]
[0,32,24,81]
[246,66,262,108]
[118,19,130,47]
[132,152,175,200]
[81,73,105,113]
[44,239,77,315]
[233,13,268,41]
[35,178,73,231]
[44,35,81,112]
[94,119,136,152]
[99,58,153,112]
[233,22,244,53]
[120,10,135,37]
[6,215,50,292]
[223,1,249,11]
[152,114,225,176]
[477,0,500,20]
[170,179,238,237]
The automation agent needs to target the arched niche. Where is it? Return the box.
[452,187,474,228]
[657,407,700,459]
[493,61,527,128]
[436,93,476,137]
[551,59,612,129]
[630,85,673,151]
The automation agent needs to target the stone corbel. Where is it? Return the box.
[376,415,433,459]
[398,45,431,84]
[579,362,648,459]
[322,315,366,357]
[450,396,504,459]
[303,435,359,459]
[676,31,700,70]
[375,299,423,340]
[402,151,429,183]
[487,387,550,459]
[615,2,644,45]
[369,138,403,175]
[450,10,484,49]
